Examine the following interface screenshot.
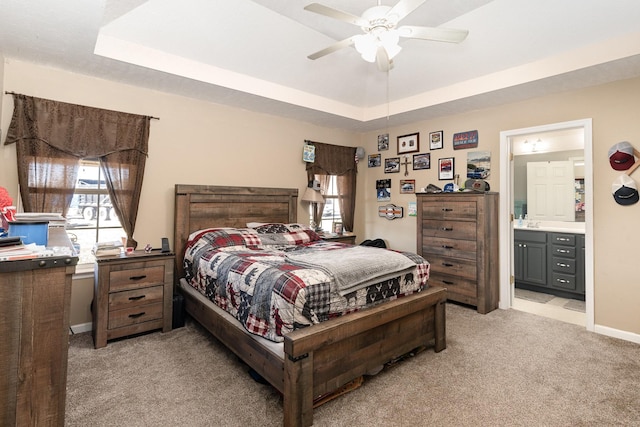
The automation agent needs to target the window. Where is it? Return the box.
[66,160,125,264]
[319,176,341,232]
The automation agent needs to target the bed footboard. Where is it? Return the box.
[283,286,447,427]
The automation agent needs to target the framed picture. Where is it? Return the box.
[429,130,444,150]
[368,153,381,167]
[412,153,431,170]
[397,132,419,154]
[378,133,389,151]
[453,130,479,150]
[438,157,455,180]
[400,179,415,194]
[385,157,400,173]
[333,222,343,235]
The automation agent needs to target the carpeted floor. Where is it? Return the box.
[65,303,640,426]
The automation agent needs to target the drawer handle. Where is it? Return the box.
[557,238,569,242]
[441,208,453,212]
[557,263,569,268]
[129,295,146,301]
[129,312,146,319]
[557,279,568,284]
[442,280,454,285]
[558,249,569,254]
[129,275,147,281]
[442,245,454,249]
[442,262,454,267]
[441,227,453,231]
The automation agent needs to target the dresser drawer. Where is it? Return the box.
[108,302,163,329]
[109,265,165,292]
[428,272,477,304]
[426,255,476,280]
[422,201,477,221]
[109,285,164,310]
[420,220,477,241]
[552,256,576,274]
[421,236,476,260]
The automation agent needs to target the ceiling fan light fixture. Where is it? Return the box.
[354,34,378,62]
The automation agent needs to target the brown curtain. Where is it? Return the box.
[306,142,357,232]
[4,94,151,247]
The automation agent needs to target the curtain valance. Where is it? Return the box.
[5,94,150,157]
[305,142,357,176]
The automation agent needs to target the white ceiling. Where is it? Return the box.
[1,0,640,132]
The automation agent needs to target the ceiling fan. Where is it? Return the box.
[304,0,469,72]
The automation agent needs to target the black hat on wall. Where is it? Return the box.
[612,174,639,206]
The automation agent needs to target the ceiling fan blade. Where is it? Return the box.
[307,37,355,60]
[386,0,427,22]
[375,46,393,72]
[304,3,367,26]
[398,25,469,43]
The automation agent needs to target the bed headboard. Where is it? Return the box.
[173,184,298,279]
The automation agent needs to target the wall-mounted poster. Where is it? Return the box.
[378,133,389,151]
[376,179,391,202]
[368,153,381,167]
[429,131,443,150]
[438,157,455,180]
[413,153,431,170]
[453,130,479,150]
[303,144,315,162]
[400,179,415,194]
[384,157,400,173]
[408,201,417,217]
[466,151,491,179]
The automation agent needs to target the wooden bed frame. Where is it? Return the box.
[174,184,446,427]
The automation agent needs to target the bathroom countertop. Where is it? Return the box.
[514,221,585,234]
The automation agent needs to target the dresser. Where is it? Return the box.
[0,229,78,426]
[93,251,174,348]
[416,192,499,313]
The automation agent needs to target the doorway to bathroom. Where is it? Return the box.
[498,119,594,331]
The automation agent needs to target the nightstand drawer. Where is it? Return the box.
[109,265,165,292]
[108,302,163,329]
[109,285,164,310]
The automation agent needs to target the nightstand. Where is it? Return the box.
[320,232,356,245]
[92,250,174,348]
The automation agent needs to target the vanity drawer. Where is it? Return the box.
[549,233,576,246]
[552,256,576,274]
[551,245,576,258]
[551,272,578,291]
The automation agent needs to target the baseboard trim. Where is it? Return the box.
[70,322,92,334]
[594,324,640,345]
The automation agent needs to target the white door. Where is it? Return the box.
[526,161,575,221]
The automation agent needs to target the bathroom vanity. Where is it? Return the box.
[514,222,585,300]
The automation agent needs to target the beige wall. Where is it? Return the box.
[1,58,639,339]
[361,77,640,337]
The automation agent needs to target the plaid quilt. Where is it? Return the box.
[183,227,429,342]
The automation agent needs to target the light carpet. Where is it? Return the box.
[66,303,640,426]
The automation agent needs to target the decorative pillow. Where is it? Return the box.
[248,222,311,234]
